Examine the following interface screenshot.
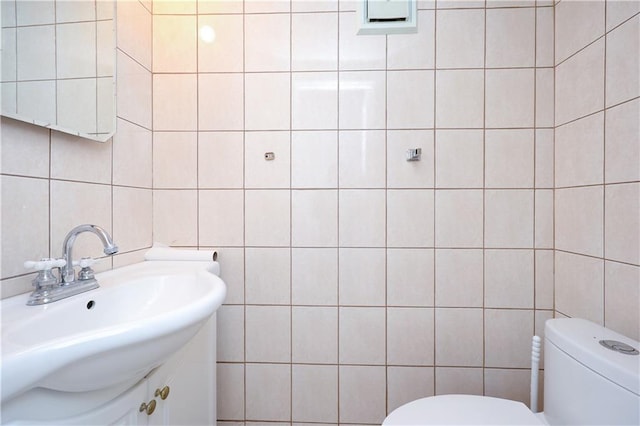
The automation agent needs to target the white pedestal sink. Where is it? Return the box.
[1,258,226,409]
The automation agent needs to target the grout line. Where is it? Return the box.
[481,0,487,396]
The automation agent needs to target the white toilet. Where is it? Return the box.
[383,318,640,425]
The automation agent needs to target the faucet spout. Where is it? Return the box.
[61,224,118,283]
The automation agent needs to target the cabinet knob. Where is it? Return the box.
[139,399,157,415]
[155,385,170,400]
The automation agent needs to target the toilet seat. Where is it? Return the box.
[383,394,545,425]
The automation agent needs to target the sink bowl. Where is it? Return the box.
[1,259,226,403]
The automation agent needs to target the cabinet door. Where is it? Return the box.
[17,381,149,426]
[147,315,216,426]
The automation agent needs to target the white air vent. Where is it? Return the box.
[357,0,417,35]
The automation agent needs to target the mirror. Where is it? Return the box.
[1,0,115,142]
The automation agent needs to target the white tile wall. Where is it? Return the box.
[3,2,639,426]
[387,366,434,413]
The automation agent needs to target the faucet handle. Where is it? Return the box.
[24,258,67,271]
[73,257,97,281]
[72,257,97,269]
[24,258,66,289]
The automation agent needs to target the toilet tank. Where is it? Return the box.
[543,318,640,425]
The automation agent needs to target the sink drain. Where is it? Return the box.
[86,300,96,310]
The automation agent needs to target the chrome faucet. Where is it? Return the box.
[60,224,119,284]
[25,224,118,305]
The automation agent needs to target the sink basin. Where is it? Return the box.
[1,259,226,403]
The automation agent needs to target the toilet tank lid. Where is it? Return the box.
[545,318,640,396]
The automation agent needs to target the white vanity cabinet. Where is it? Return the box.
[5,315,216,426]
[145,314,216,426]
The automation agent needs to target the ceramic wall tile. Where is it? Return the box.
[435,367,483,396]
[387,367,435,413]
[0,117,50,178]
[217,364,245,420]
[292,306,339,364]
[339,248,386,306]
[1,176,49,279]
[606,0,640,31]
[484,309,534,368]
[606,16,640,107]
[388,10,435,70]
[339,130,386,188]
[292,72,338,130]
[485,129,534,188]
[292,12,338,71]
[198,189,244,246]
[555,113,604,187]
[246,306,291,362]
[245,13,290,72]
[555,186,603,257]
[435,308,484,366]
[198,15,243,73]
[388,70,435,129]
[555,0,604,63]
[435,9,484,69]
[605,261,640,340]
[153,189,198,246]
[153,132,198,189]
[555,39,605,125]
[387,308,435,365]
[292,248,338,305]
[338,12,386,70]
[245,131,291,188]
[435,249,483,307]
[245,364,291,421]
[555,251,604,325]
[217,305,245,362]
[245,190,291,246]
[435,70,484,129]
[291,131,338,188]
[198,132,244,189]
[484,190,534,249]
[485,69,535,129]
[292,365,338,423]
[338,71,386,130]
[339,366,386,424]
[198,73,244,131]
[339,307,386,364]
[116,50,152,129]
[484,249,534,309]
[605,99,640,183]
[435,190,484,248]
[292,190,338,247]
[387,248,435,306]
[605,183,640,265]
[387,130,435,189]
[435,130,483,188]
[50,180,112,260]
[112,187,152,253]
[245,247,291,304]
[387,189,435,247]
[153,74,197,131]
[338,189,386,247]
[117,0,152,69]
[486,7,535,68]
[245,73,291,131]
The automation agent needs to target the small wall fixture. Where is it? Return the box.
[357,0,417,35]
[406,148,421,161]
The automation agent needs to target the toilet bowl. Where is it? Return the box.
[383,318,640,425]
[384,394,545,425]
